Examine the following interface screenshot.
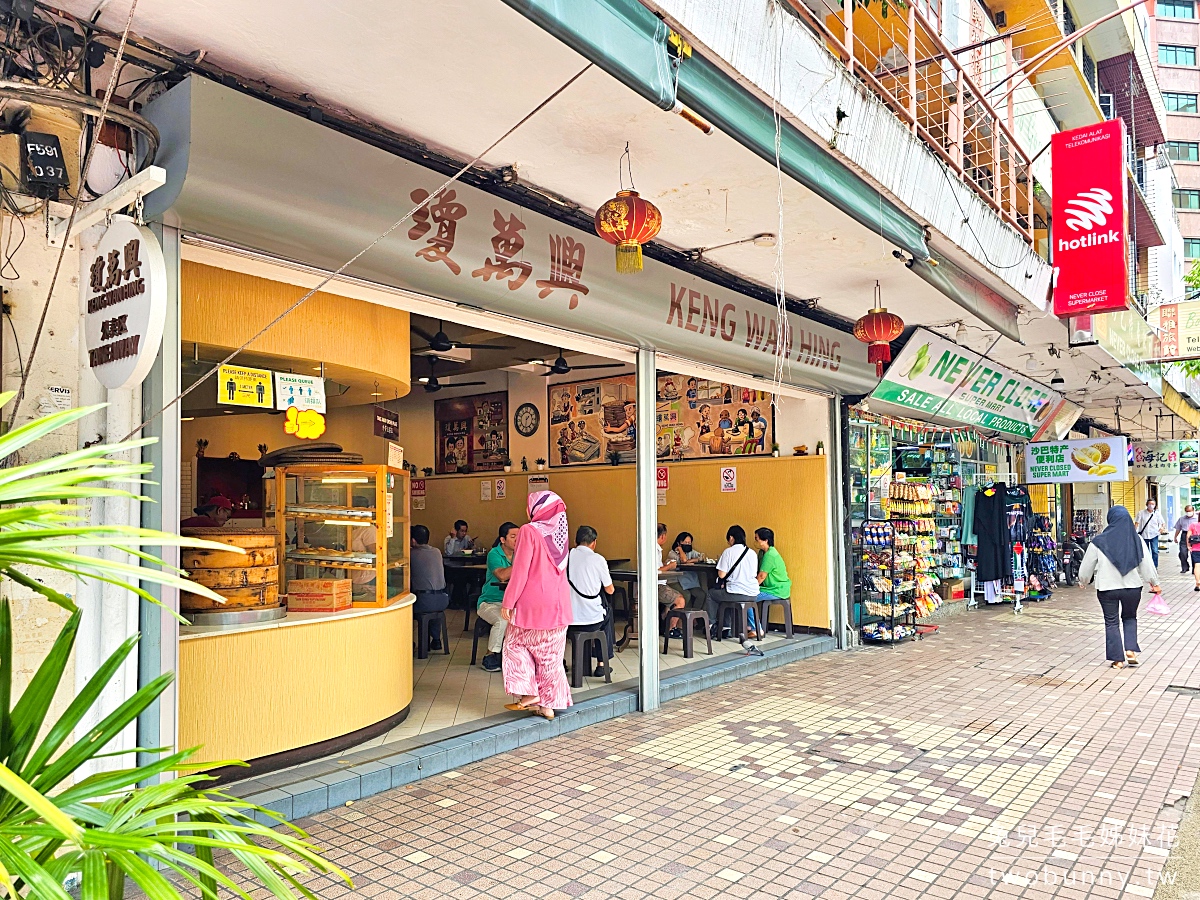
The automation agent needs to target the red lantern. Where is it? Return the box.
[854,282,904,376]
[594,190,662,274]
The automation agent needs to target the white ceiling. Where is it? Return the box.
[71,0,1189,437]
[70,0,990,331]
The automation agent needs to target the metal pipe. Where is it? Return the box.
[0,80,160,165]
[635,347,659,712]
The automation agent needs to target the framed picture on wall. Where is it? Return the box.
[656,376,774,460]
[547,374,776,467]
[434,391,509,474]
[548,375,635,467]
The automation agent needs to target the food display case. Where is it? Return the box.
[273,465,409,608]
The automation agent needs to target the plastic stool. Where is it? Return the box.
[470,614,493,665]
[715,599,759,641]
[568,627,612,688]
[758,596,794,638]
[416,609,449,659]
[662,608,712,658]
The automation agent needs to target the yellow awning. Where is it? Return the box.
[1163,384,1200,429]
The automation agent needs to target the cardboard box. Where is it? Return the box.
[287,578,352,612]
[937,578,965,602]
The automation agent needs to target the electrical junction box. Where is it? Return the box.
[21,131,70,199]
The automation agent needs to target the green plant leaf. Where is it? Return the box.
[80,849,107,900]
[0,762,81,842]
[5,609,81,776]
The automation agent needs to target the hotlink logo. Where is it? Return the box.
[1063,188,1112,231]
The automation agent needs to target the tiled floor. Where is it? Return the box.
[220,569,1200,899]
[364,608,790,743]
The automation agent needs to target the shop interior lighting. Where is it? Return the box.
[323,519,372,527]
[1050,371,1064,386]
[955,322,968,342]
[320,476,368,484]
[685,233,776,261]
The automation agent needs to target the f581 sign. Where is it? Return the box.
[1051,120,1129,318]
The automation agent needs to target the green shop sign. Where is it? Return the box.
[868,329,1079,440]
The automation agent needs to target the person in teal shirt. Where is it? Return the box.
[753,527,791,639]
[476,522,518,672]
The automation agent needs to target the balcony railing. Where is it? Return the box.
[782,0,1035,244]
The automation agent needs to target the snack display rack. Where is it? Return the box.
[857,521,918,644]
[273,465,409,608]
[887,483,942,622]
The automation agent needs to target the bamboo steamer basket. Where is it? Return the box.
[180,527,284,624]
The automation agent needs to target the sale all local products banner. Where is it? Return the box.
[868,329,1078,440]
[1024,436,1128,483]
[1051,119,1129,317]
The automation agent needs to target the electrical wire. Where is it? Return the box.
[4,307,23,384]
[123,61,596,442]
[6,0,140,428]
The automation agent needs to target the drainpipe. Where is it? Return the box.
[74,224,141,776]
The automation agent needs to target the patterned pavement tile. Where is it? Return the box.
[186,569,1200,900]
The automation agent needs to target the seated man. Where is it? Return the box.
[476,522,518,672]
[706,525,759,639]
[657,523,686,636]
[566,525,616,678]
[443,520,476,555]
[410,525,450,651]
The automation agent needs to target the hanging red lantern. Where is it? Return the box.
[854,281,905,376]
[595,189,662,274]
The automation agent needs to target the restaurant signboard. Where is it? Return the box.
[1051,120,1129,318]
[1024,436,1128,483]
[81,215,167,390]
[1129,440,1200,476]
[868,329,1079,440]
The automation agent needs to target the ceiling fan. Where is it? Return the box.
[532,350,626,377]
[418,358,489,394]
[413,320,514,353]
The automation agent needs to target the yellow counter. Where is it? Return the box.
[178,595,414,767]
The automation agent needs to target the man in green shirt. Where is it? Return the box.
[476,522,518,671]
[753,527,791,639]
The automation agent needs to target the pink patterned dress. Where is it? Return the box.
[501,491,573,709]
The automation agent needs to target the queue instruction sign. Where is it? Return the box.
[81,216,167,390]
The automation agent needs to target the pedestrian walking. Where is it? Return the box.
[1134,499,1166,568]
[500,490,573,720]
[1173,505,1198,574]
[1078,506,1162,669]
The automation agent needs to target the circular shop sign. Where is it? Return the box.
[81,215,167,390]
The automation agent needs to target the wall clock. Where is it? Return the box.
[514,402,540,437]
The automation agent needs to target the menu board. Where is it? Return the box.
[434,391,509,474]
[656,375,773,460]
[548,373,774,467]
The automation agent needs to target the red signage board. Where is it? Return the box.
[1051,120,1129,318]
[656,466,669,490]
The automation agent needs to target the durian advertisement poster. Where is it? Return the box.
[1024,436,1128,484]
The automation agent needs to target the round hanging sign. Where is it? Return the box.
[514,402,540,437]
[80,215,167,390]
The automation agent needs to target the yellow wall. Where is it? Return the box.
[420,455,832,629]
[178,604,413,766]
[181,261,410,402]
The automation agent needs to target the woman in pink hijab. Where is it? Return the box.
[501,490,573,719]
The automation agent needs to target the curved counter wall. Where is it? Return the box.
[178,595,414,773]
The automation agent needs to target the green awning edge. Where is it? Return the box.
[499,0,1035,339]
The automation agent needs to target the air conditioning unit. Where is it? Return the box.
[1099,93,1115,119]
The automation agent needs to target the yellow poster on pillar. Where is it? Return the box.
[217,364,273,408]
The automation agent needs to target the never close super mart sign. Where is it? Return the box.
[868,329,1077,440]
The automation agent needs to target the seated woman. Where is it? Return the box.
[753,527,792,639]
[666,531,706,609]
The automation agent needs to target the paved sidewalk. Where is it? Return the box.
[263,570,1200,899]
